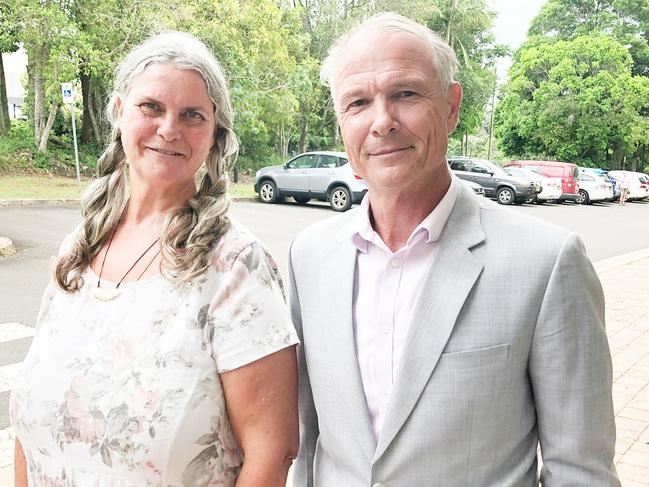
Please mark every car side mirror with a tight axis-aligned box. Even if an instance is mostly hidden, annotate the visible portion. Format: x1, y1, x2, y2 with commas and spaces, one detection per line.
487, 171, 494, 176
283, 163, 289, 169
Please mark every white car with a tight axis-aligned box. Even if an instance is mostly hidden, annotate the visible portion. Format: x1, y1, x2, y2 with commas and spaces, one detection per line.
505, 167, 562, 202
576, 172, 614, 204
608, 171, 649, 201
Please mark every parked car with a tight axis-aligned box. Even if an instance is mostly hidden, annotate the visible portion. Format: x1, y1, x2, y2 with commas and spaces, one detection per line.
505, 160, 580, 202
503, 166, 564, 203
503, 166, 542, 200
608, 171, 649, 201
580, 167, 619, 201
254, 151, 368, 212
447, 157, 533, 205
461, 179, 486, 197
576, 172, 614, 204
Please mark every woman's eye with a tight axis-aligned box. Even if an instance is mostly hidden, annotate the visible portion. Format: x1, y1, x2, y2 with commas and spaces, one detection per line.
139, 102, 161, 114
184, 111, 205, 121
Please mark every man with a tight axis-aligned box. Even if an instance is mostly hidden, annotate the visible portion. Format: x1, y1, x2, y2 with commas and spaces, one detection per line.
288, 12, 619, 487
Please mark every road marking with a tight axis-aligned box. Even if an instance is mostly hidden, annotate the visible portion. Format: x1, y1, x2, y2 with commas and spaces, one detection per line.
0, 363, 22, 395
0, 323, 34, 342
0, 426, 14, 470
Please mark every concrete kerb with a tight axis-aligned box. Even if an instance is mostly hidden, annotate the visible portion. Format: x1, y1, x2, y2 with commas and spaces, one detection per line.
0, 196, 259, 209
594, 248, 649, 273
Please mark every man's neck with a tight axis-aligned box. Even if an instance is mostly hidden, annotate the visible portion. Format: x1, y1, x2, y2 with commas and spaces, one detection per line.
368, 174, 452, 252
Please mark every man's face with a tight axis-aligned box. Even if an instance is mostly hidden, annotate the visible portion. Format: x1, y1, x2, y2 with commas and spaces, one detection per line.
332, 30, 462, 196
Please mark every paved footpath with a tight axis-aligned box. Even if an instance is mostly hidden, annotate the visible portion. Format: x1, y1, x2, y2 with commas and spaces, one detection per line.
2, 253, 649, 486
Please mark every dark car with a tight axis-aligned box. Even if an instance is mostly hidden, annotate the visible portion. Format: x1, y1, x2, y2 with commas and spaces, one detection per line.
448, 157, 533, 205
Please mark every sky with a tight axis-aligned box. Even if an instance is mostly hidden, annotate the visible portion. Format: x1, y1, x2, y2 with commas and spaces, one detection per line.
487, 0, 549, 81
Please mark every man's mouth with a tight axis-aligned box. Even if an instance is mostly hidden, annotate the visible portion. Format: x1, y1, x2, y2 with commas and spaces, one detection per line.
369, 146, 410, 156
148, 147, 184, 157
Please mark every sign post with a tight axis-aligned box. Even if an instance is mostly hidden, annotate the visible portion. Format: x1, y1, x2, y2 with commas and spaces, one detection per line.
61, 82, 81, 190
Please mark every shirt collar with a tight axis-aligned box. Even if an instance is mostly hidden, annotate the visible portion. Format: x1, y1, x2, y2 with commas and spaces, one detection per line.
350, 176, 461, 253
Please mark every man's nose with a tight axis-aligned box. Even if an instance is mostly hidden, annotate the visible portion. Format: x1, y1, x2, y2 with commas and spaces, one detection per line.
157, 114, 182, 141
370, 100, 399, 136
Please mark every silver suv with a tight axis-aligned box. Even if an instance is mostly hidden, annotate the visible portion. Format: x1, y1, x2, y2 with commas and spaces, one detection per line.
254, 151, 368, 211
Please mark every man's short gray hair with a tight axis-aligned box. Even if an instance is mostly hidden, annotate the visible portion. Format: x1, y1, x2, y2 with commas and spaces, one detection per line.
320, 12, 459, 95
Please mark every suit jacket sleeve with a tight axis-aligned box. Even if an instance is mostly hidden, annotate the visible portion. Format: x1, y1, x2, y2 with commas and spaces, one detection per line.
289, 238, 318, 487
529, 233, 619, 486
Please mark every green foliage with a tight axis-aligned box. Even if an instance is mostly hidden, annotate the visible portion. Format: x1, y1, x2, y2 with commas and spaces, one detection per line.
529, 0, 649, 77
425, 0, 506, 139
3, 0, 513, 169
495, 34, 648, 167
0, 120, 100, 173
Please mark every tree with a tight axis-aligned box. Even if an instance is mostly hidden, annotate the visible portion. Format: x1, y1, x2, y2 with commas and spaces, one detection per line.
0, 1, 20, 135
494, 35, 649, 168
12, 0, 79, 151
529, 0, 649, 77
425, 0, 506, 152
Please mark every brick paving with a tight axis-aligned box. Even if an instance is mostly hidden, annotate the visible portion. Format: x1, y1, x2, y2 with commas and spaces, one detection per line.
599, 255, 649, 486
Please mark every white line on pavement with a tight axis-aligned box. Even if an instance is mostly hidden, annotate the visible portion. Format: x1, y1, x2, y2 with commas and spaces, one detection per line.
0, 323, 34, 343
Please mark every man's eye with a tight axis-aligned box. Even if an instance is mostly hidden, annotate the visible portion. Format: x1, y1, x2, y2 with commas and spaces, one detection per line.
349, 99, 367, 108
397, 91, 417, 98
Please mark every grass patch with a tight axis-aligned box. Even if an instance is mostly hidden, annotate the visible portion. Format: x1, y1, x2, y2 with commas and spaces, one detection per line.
0, 175, 90, 199
229, 182, 256, 198
0, 175, 256, 200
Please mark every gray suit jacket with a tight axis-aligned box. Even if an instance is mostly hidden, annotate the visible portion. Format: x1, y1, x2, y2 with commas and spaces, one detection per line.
288, 185, 619, 487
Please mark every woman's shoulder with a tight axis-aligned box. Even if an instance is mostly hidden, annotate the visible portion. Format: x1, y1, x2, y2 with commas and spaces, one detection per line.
209, 220, 272, 274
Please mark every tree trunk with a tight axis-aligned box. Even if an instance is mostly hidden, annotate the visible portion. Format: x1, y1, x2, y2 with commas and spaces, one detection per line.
0, 54, 10, 135
298, 108, 308, 154
89, 81, 103, 145
33, 62, 44, 142
37, 102, 58, 152
80, 72, 94, 143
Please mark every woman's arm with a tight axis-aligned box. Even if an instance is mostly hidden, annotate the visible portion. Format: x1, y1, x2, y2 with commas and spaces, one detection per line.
15, 439, 28, 487
221, 346, 298, 487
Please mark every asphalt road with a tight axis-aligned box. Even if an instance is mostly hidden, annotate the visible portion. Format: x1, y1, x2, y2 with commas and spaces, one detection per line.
2, 197, 649, 326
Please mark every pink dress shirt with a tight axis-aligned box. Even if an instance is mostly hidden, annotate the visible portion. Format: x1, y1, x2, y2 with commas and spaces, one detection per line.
350, 176, 460, 441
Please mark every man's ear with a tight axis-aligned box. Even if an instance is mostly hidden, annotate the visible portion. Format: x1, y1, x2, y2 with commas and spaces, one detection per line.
446, 83, 463, 135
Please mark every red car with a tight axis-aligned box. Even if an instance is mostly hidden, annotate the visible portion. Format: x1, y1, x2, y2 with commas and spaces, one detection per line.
505, 160, 580, 202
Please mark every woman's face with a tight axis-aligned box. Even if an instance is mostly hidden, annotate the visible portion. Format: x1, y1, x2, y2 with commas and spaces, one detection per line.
116, 63, 216, 196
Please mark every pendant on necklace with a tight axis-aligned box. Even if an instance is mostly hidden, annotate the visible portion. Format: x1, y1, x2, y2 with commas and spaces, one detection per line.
91, 285, 123, 301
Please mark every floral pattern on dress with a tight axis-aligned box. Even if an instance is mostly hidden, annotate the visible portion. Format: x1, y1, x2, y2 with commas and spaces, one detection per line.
10, 222, 298, 487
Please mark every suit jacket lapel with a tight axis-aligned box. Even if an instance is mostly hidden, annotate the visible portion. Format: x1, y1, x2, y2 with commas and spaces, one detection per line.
373, 186, 486, 461
318, 214, 376, 459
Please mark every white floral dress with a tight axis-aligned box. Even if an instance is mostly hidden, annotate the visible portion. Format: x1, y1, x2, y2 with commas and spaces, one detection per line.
10, 222, 299, 487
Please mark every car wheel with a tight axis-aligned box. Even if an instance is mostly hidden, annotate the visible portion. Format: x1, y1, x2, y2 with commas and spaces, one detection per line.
576, 189, 589, 205
258, 180, 278, 204
329, 185, 352, 212
294, 197, 310, 205
496, 187, 515, 205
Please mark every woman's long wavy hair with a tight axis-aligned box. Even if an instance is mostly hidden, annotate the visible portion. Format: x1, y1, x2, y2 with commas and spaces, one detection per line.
54, 31, 239, 292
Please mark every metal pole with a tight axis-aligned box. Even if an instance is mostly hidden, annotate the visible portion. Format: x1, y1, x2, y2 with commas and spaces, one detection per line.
487, 65, 497, 161
70, 104, 81, 191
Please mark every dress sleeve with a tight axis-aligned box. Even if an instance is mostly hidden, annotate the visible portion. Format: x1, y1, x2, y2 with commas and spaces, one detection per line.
209, 240, 299, 373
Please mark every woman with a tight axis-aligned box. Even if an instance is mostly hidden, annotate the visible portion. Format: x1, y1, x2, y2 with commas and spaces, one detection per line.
10, 32, 299, 486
